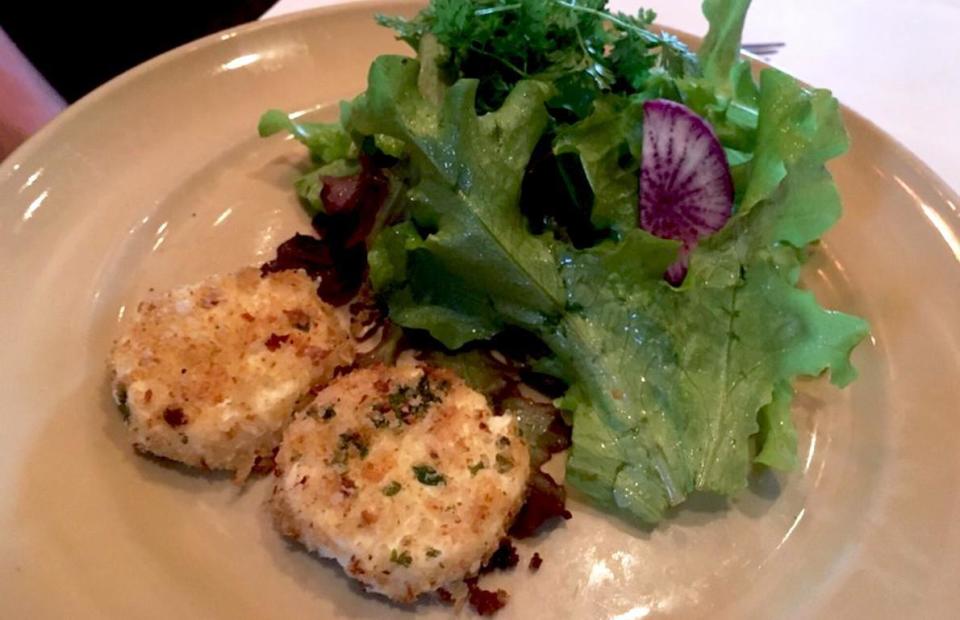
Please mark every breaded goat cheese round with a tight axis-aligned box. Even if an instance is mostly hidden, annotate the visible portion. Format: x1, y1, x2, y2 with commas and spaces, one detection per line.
109, 267, 355, 479
270, 363, 531, 603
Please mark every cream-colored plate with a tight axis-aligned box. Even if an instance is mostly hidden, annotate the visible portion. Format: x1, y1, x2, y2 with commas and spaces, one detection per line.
1, 2, 959, 618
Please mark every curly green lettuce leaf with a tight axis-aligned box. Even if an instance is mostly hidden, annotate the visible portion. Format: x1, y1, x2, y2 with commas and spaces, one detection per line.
698, 0, 753, 93
352, 55, 565, 344
755, 380, 798, 471
740, 69, 848, 216
369, 221, 502, 348
258, 109, 354, 164
690, 68, 850, 289
554, 96, 644, 234
654, 0, 758, 168
554, 244, 866, 519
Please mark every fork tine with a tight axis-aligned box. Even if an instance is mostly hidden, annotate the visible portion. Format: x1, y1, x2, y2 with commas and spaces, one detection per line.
742, 42, 785, 57
742, 42, 786, 50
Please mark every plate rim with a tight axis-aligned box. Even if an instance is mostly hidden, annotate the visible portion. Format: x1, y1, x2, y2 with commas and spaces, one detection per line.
1, 3, 959, 617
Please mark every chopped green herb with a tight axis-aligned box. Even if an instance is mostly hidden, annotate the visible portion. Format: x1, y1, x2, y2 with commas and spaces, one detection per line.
390, 548, 413, 567
426, 547, 442, 558
416, 374, 441, 402
382, 480, 402, 496
352, 435, 369, 457
334, 432, 369, 464
388, 385, 411, 410
386, 375, 447, 424
412, 464, 446, 486
495, 453, 514, 473
468, 461, 486, 476
369, 408, 390, 428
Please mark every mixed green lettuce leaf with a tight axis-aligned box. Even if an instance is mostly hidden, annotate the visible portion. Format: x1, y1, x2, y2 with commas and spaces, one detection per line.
261, 0, 868, 525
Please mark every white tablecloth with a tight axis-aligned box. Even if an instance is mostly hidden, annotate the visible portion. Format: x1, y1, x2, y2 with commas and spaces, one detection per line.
265, 0, 960, 192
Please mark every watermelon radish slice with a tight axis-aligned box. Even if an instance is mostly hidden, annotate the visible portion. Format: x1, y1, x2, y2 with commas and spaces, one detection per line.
639, 99, 734, 284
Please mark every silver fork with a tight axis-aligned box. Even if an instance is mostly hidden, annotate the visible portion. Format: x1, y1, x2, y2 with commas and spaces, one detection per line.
741, 41, 785, 59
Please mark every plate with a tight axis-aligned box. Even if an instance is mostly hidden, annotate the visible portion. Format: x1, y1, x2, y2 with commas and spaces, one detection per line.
2, 2, 959, 617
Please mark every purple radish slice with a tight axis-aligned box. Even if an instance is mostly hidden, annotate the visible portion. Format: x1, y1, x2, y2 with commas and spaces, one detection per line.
639, 99, 734, 284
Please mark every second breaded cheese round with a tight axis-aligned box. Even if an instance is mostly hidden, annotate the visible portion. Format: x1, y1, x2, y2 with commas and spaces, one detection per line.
270, 363, 530, 603
109, 267, 355, 479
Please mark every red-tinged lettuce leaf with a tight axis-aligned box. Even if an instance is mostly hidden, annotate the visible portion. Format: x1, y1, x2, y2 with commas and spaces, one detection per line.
479, 538, 520, 574
261, 234, 366, 306
501, 395, 571, 469
262, 159, 392, 305
311, 158, 391, 250
508, 471, 572, 538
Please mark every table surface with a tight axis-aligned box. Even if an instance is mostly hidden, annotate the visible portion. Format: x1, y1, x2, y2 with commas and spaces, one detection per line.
265, 0, 960, 196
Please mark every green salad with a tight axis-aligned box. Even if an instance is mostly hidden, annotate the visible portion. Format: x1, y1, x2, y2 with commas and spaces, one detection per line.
259, 0, 869, 525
